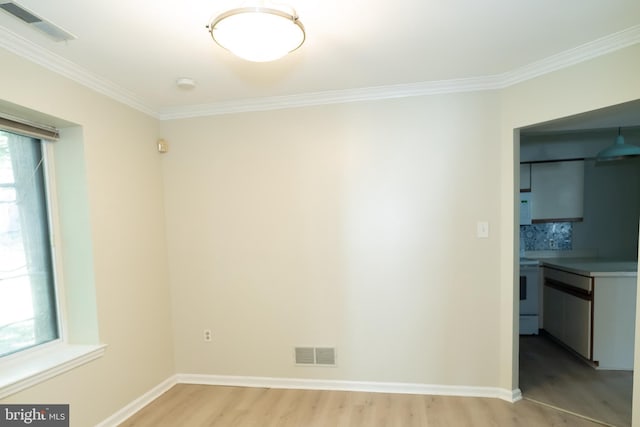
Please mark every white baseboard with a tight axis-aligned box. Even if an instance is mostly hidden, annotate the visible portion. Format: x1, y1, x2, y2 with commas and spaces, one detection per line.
94, 375, 177, 427
96, 374, 522, 426
177, 373, 522, 403
505, 387, 523, 402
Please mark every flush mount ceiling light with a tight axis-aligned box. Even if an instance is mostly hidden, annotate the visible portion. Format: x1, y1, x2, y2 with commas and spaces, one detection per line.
207, 5, 305, 62
596, 127, 640, 162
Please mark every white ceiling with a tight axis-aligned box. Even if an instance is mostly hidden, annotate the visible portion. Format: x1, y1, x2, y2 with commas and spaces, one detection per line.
522, 99, 640, 134
1, 0, 640, 119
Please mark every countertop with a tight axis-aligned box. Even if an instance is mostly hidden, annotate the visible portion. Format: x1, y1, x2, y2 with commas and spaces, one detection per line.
540, 258, 638, 278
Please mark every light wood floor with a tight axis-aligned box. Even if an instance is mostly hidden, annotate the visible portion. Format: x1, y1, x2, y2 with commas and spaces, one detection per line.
120, 383, 603, 426
519, 335, 633, 427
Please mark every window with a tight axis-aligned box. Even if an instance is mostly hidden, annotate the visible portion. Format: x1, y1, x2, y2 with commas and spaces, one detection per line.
0, 110, 104, 399
0, 130, 59, 357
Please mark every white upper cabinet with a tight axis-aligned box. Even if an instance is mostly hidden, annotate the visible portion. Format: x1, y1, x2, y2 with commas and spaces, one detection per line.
519, 164, 531, 192
530, 160, 584, 222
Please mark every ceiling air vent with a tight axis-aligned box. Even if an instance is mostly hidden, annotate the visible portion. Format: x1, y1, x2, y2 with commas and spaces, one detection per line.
0, 1, 76, 42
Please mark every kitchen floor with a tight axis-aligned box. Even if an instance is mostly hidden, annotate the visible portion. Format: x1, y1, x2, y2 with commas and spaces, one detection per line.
519, 335, 632, 427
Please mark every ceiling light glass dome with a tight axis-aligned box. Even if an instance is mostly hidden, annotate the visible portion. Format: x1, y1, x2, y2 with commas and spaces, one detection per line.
208, 6, 305, 62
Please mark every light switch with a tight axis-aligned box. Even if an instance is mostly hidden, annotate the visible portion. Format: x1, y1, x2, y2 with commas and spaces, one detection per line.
477, 221, 489, 238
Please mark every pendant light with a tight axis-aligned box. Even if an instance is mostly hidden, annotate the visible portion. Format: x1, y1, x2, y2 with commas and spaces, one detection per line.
207, 4, 305, 62
596, 127, 640, 162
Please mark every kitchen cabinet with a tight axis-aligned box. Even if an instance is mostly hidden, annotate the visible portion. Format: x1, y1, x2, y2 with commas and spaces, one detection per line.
542, 285, 563, 339
593, 277, 637, 370
519, 164, 531, 192
542, 260, 637, 369
542, 268, 591, 359
530, 160, 584, 222
562, 292, 591, 358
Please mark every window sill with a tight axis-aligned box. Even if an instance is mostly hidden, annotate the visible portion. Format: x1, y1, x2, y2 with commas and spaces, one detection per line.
0, 343, 107, 399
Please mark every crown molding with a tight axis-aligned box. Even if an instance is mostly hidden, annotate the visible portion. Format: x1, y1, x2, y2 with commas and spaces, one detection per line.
157, 24, 640, 120
498, 24, 640, 87
156, 75, 504, 120
1, 23, 639, 120
0, 26, 156, 117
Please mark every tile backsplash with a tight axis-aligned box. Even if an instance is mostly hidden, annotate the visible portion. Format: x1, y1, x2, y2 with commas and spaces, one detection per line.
520, 222, 573, 252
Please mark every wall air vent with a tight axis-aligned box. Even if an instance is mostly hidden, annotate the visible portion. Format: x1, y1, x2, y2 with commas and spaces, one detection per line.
294, 346, 336, 366
0, 1, 76, 42
294, 347, 315, 365
314, 347, 336, 365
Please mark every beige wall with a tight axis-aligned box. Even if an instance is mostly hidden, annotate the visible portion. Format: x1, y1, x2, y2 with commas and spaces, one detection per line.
161, 43, 640, 396
160, 93, 503, 385
0, 49, 175, 426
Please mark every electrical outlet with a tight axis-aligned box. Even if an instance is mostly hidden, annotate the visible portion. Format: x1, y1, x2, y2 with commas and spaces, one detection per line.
203, 329, 212, 342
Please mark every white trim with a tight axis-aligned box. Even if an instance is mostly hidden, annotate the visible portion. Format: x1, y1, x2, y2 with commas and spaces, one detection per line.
95, 376, 177, 427
505, 387, 523, 403
499, 25, 640, 87
0, 26, 156, 117
155, 75, 504, 120
1, 20, 638, 119
154, 24, 640, 119
0, 343, 106, 399
96, 374, 521, 425
176, 374, 521, 403
156, 24, 640, 119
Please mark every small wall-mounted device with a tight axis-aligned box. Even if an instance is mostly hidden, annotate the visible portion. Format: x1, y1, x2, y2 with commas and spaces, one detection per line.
157, 139, 169, 153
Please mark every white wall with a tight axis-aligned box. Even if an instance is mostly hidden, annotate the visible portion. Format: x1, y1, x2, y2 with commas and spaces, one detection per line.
160, 93, 503, 387
0, 48, 175, 426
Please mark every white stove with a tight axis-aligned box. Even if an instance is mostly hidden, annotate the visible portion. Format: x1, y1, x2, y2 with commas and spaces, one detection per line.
519, 259, 540, 335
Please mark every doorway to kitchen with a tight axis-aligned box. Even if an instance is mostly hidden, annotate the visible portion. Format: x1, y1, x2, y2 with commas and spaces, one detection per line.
515, 100, 640, 427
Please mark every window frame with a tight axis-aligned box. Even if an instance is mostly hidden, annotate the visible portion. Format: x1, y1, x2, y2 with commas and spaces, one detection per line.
0, 135, 62, 358
0, 126, 105, 399
43, 138, 67, 347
